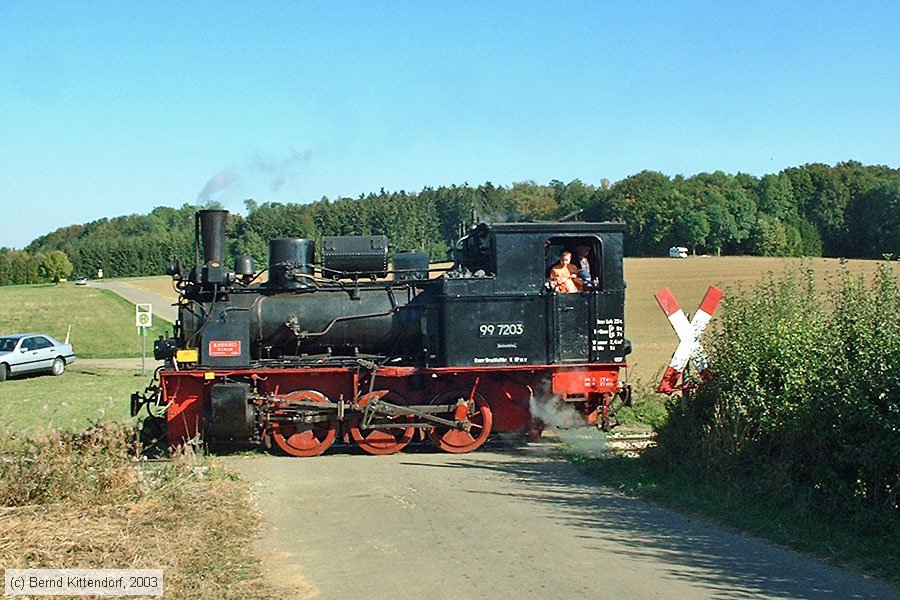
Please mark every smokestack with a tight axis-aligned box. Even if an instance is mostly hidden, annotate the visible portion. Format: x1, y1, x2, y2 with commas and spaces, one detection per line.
198, 209, 228, 265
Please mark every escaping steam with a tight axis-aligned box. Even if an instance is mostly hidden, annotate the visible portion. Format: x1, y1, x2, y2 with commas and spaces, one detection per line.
529, 394, 584, 430
529, 392, 608, 458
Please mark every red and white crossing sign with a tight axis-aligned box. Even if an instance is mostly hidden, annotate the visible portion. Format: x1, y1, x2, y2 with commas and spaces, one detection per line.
655, 286, 723, 394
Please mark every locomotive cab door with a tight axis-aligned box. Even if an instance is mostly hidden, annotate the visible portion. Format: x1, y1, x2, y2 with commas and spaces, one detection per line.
554, 292, 591, 362
545, 236, 601, 364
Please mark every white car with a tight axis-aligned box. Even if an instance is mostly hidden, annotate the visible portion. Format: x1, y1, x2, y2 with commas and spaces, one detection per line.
0, 334, 77, 381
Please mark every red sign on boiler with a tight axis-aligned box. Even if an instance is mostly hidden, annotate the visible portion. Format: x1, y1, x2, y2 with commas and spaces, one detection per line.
208, 340, 242, 357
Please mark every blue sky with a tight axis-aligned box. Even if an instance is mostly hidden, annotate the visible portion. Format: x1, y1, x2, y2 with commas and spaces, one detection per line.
1, 1, 898, 249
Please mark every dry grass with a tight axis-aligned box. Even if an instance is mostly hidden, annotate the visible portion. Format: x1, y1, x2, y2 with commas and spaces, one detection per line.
0, 487, 292, 600
0, 424, 300, 600
0, 483, 277, 600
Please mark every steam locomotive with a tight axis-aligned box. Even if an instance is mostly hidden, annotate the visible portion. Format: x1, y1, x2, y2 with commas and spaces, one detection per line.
131, 210, 632, 456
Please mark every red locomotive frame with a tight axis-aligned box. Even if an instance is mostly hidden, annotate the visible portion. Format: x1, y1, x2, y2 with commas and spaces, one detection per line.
157, 363, 628, 456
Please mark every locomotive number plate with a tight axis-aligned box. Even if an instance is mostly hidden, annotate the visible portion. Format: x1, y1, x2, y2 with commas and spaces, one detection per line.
478, 322, 524, 337
208, 340, 242, 357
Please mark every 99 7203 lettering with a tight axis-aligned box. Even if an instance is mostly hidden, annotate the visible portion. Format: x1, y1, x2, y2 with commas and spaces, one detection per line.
478, 323, 524, 337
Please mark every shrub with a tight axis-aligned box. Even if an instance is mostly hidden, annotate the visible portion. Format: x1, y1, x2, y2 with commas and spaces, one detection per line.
658, 263, 900, 517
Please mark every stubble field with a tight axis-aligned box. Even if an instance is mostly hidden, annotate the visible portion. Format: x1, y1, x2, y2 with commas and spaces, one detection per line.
623, 255, 895, 384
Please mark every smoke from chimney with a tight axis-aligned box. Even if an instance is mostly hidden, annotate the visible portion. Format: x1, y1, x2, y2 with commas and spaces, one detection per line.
197, 169, 237, 205
196, 148, 313, 205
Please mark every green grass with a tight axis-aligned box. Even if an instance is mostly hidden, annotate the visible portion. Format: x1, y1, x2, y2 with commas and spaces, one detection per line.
0, 282, 165, 433
567, 451, 900, 585
0, 364, 144, 434
0, 282, 171, 358
613, 381, 669, 429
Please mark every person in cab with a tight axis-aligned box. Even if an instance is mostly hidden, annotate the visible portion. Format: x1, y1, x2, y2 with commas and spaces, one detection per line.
548, 250, 583, 293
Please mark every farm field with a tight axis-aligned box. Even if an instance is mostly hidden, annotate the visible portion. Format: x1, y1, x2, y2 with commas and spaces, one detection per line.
623, 255, 896, 385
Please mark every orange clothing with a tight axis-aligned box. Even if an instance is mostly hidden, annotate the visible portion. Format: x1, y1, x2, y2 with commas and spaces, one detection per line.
549, 263, 582, 293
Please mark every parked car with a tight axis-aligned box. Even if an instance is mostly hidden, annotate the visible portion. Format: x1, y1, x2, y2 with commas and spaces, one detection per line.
75, 277, 88, 285
0, 334, 76, 381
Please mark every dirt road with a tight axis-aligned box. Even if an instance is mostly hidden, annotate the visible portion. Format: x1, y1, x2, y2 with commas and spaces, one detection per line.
226, 439, 897, 600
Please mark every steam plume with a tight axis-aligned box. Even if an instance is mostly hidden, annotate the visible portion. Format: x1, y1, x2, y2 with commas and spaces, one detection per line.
529, 395, 584, 430
196, 148, 313, 204
529, 393, 608, 457
197, 169, 237, 204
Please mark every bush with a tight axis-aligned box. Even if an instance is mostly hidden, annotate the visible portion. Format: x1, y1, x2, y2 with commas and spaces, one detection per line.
658, 263, 900, 518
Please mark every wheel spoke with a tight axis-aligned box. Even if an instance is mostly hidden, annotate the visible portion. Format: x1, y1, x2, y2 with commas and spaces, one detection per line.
440, 429, 476, 449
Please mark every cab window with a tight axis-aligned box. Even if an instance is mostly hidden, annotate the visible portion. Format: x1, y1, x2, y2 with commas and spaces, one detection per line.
544, 236, 601, 290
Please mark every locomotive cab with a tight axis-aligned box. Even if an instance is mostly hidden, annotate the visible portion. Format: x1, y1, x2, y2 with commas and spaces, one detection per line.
436, 221, 629, 367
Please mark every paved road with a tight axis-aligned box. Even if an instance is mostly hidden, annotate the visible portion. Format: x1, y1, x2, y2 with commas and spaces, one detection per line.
226, 439, 898, 600
90, 279, 178, 324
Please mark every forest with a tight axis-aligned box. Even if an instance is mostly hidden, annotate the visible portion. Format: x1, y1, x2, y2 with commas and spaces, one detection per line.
2, 160, 898, 284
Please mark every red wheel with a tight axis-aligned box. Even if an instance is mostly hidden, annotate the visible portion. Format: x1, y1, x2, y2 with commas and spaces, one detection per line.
427, 389, 493, 453
270, 390, 337, 457
347, 391, 415, 456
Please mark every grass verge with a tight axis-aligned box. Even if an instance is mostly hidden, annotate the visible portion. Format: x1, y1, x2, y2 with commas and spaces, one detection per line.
567, 450, 900, 586
0, 364, 144, 434
613, 380, 668, 429
0, 423, 291, 600
0, 282, 170, 358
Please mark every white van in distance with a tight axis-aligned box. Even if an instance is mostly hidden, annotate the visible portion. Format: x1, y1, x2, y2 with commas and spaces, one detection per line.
668, 246, 688, 259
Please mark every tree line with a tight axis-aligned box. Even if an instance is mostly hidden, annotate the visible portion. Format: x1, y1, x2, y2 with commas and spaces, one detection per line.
0, 249, 73, 285
3, 160, 897, 285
